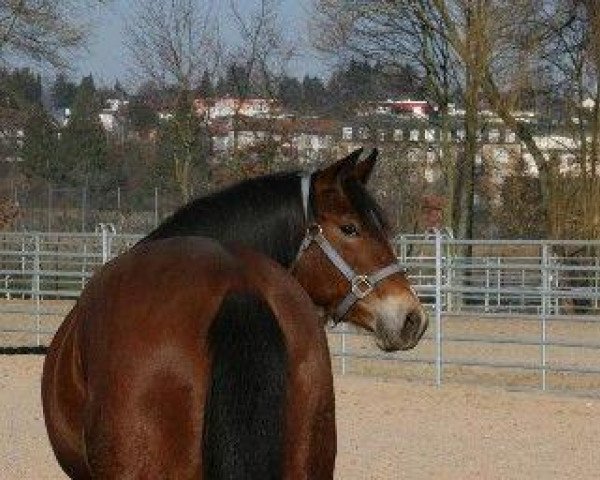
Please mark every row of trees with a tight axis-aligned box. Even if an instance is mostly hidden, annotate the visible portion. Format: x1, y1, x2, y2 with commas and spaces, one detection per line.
20, 74, 213, 206
43, 60, 423, 122
23, 76, 110, 188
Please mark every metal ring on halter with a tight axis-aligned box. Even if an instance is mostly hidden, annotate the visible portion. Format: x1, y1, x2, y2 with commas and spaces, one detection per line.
351, 275, 373, 299
306, 223, 322, 238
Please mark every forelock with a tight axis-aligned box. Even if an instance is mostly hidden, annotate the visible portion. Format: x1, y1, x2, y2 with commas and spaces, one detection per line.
341, 176, 389, 236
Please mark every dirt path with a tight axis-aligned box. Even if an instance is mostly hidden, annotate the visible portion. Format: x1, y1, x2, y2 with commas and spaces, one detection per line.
2, 356, 599, 479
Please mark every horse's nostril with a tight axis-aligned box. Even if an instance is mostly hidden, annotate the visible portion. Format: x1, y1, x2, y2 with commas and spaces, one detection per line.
402, 310, 423, 341
406, 312, 417, 329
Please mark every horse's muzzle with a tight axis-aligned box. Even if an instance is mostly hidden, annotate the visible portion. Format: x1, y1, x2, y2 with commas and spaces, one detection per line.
375, 307, 428, 352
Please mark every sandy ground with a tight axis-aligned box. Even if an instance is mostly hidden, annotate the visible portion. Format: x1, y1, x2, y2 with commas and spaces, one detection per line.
2, 356, 600, 479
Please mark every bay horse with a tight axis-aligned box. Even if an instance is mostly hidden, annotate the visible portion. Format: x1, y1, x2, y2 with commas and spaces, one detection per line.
42, 148, 428, 478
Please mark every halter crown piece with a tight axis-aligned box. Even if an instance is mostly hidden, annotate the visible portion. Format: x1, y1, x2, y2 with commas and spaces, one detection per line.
294, 172, 405, 324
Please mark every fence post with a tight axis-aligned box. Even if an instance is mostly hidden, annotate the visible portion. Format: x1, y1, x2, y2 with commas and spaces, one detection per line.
101, 226, 108, 264
594, 257, 600, 310
484, 258, 490, 312
154, 187, 159, 227
553, 255, 559, 315
398, 235, 407, 263
445, 242, 452, 312
497, 257, 501, 308
81, 243, 87, 290
33, 235, 41, 347
21, 237, 26, 299
435, 229, 443, 386
521, 268, 526, 309
98, 223, 116, 264
541, 243, 549, 391
341, 323, 347, 375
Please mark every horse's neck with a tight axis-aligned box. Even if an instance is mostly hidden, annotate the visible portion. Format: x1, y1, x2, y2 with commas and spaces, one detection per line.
145, 176, 305, 267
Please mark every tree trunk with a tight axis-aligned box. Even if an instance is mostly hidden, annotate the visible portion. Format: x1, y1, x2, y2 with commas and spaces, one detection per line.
454, 68, 477, 244
482, 74, 553, 236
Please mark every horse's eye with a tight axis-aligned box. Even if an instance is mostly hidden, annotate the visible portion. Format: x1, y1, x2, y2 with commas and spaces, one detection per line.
340, 224, 359, 237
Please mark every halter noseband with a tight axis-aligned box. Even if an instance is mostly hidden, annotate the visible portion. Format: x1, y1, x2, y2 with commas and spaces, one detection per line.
293, 173, 405, 324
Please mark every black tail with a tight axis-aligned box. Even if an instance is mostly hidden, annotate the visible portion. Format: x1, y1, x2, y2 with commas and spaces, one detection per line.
203, 290, 288, 480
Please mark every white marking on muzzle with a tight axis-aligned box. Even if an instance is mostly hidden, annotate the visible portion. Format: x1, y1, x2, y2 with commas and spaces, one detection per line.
369, 295, 413, 333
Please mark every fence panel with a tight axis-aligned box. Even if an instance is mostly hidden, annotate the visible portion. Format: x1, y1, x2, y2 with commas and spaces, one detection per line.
330, 233, 600, 396
2, 229, 600, 395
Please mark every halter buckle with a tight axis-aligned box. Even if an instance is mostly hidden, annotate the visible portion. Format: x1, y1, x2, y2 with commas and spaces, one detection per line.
306, 223, 323, 238
351, 275, 373, 299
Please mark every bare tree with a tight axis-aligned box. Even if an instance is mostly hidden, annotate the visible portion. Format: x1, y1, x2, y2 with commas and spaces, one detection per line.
311, 0, 599, 238
479, 0, 600, 238
311, 0, 483, 240
229, 0, 294, 96
126, 0, 219, 90
226, 0, 296, 160
0, 0, 107, 68
125, 0, 220, 201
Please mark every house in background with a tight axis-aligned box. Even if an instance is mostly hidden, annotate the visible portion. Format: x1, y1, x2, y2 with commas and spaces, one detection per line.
52, 98, 129, 138
210, 115, 338, 163
194, 97, 279, 120
357, 99, 435, 118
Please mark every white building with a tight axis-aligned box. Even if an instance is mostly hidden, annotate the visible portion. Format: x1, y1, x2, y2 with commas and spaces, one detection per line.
194, 97, 277, 119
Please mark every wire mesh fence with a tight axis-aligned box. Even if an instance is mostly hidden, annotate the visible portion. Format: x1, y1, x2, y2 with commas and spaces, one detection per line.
3, 181, 182, 233
1, 228, 600, 395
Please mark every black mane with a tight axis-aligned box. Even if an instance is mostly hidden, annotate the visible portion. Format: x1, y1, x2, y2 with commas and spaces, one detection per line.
142, 167, 387, 266
142, 171, 306, 267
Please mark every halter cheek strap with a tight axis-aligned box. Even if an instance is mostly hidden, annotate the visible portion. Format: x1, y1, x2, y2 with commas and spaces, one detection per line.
294, 172, 405, 324
300, 172, 313, 222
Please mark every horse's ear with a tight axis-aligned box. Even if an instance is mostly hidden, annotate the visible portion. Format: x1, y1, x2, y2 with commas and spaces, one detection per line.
318, 148, 363, 184
353, 148, 378, 184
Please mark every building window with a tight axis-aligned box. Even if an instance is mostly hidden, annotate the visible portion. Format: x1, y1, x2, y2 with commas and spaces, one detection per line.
342, 127, 353, 140
409, 129, 420, 142
393, 129, 403, 141
379, 131, 385, 142
424, 129, 435, 142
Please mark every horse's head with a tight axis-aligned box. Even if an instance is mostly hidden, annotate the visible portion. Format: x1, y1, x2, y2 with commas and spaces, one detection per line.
293, 148, 428, 351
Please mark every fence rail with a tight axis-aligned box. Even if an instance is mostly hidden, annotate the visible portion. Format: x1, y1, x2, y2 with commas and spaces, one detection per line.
2, 228, 600, 395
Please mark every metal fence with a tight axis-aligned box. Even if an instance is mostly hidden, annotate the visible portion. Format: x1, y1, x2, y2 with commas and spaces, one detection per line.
333, 232, 600, 396
2, 228, 600, 396
0, 226, 140, 346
